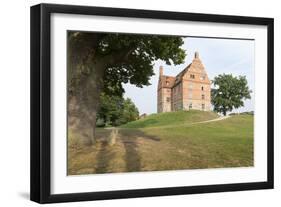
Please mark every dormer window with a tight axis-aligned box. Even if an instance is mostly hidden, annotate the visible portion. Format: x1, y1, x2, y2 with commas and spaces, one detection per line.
166, 81, 169, 85
190, 74, 195, 79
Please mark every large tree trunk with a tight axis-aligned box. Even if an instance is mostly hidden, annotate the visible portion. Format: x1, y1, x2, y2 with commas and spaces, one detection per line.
68, 61, 105, 146
68, 100, 100, 145
67, 32, 106, 145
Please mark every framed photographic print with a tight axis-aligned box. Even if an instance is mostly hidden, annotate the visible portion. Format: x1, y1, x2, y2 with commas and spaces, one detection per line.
30, 3, 274, 203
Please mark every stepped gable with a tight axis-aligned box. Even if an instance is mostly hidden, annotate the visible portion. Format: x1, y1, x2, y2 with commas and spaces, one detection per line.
157, 51, 211, 113
174, 52, 206, 85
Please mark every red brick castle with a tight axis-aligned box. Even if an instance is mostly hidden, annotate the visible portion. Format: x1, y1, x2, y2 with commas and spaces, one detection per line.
157, 52, 211, 113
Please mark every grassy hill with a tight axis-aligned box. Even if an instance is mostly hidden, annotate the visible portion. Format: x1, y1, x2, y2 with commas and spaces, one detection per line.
121, 110, 219, 128
139, 114, 254, 170
68, 112, 254, 175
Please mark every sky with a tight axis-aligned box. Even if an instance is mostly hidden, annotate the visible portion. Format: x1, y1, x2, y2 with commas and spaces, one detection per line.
123, 37, 255, 115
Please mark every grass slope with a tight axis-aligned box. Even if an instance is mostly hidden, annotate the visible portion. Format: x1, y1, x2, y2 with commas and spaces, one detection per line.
68, 112, 254, 175
121, 110, 219, 128
141, 115, 254, 169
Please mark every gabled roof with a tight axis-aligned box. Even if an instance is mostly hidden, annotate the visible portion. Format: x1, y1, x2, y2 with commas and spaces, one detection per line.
174, 63, 192, 85
158, 52, 208, 89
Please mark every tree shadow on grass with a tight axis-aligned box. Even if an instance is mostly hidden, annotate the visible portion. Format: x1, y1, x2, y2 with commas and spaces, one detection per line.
93, 128, 160, 173
95, 131, 116, 173
119, 129, 160, 172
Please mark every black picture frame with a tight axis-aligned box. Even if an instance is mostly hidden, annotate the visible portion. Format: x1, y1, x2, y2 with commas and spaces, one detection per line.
30, 3, 274, 204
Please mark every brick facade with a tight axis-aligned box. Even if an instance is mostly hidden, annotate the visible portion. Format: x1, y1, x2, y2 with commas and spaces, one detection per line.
157, 52, 211, 113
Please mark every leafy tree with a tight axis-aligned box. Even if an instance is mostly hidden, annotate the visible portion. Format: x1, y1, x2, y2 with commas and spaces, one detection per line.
96, 93, 124, 127
67, 32, 185, 144
211, 74, 252, 116
119, 98, 139, 125
96, 94, 139, 127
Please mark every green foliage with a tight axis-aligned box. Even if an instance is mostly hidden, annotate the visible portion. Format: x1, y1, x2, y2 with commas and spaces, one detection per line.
68, 32, 186, 97
97, 93, 139, 127
119, 98, 140, 125
211, 74, 252, 115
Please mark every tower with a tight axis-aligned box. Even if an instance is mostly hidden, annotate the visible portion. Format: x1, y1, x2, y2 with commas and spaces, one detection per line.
157, 66, 174, 113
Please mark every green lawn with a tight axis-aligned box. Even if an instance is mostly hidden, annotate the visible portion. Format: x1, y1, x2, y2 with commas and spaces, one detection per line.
68, 111, 254, 175
140, 115, 253, 169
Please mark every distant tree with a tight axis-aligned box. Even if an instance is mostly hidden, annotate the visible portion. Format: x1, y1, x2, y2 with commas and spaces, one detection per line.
120, 98, 139, 124
211, 74, 252, 116
68, 32, 186, 144
97, 94, 139, 127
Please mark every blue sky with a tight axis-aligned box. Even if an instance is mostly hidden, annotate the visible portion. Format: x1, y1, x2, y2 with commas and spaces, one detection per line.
123, 37, 255, 115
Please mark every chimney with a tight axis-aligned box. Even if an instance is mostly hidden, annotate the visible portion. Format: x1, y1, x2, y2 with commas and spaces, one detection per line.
195, 51, 199, 59
159, 66, 163, 76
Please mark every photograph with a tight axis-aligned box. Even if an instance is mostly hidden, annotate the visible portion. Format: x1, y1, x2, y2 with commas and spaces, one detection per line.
29, 3, 273, 203
67, 31, 254, 175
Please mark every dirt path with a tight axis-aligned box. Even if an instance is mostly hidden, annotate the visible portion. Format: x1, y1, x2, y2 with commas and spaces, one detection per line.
189, 115, 230, 125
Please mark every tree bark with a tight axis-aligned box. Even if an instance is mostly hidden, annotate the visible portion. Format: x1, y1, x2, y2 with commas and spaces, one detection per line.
68, 60, 106, 145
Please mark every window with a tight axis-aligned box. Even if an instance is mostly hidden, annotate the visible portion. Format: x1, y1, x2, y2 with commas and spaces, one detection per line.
189, 103, 192, 109
202, 104, 205, 110
201, 86, 204, 91
202, 94, 205, 100
190, 74, 195, 79
166, 81, 169, 86
166, 97, 170, 102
